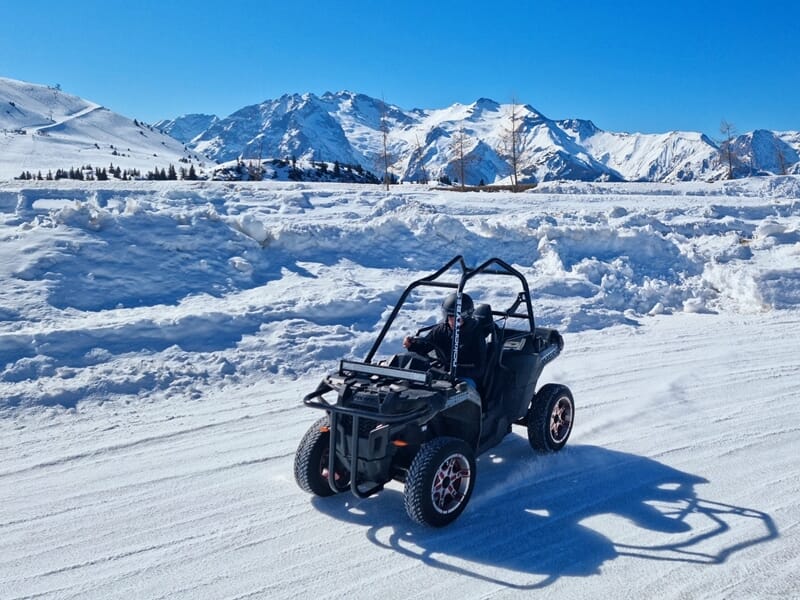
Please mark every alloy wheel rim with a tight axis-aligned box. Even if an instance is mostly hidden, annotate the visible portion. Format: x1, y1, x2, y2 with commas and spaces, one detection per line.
431, 453, 471, 514
550, 397, 573, 443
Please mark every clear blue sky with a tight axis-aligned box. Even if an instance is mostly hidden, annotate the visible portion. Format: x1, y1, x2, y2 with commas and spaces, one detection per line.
2, 0, 798, 138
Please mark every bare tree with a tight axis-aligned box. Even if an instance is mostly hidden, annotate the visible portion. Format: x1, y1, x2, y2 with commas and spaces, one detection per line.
450, 127, 477, 190
774, 138, 788, 175
498, 99, 524, 190
378, 99, 398, 190
412, 134, 429, 184
246, 137, 265, 181
719, 120, 737, 180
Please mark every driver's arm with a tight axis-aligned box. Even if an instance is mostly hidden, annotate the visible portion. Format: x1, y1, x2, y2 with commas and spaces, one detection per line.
405, 324, 447, 357
405, 335, 433, 355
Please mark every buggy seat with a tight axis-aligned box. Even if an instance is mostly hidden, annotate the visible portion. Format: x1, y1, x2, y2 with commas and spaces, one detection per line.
473, 303, 502, 400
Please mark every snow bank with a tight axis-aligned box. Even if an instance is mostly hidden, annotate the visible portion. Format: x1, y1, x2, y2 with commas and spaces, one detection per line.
1, 178, 799, 410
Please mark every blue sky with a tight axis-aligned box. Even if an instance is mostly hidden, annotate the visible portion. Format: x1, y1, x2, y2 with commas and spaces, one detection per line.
2, 1, 797, 138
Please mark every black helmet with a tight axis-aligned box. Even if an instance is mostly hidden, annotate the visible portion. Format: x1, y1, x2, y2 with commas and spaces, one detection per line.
441, 292, 474, 319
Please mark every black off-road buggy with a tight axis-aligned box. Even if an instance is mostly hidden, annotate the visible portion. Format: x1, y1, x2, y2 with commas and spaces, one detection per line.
294, 256, 574, 527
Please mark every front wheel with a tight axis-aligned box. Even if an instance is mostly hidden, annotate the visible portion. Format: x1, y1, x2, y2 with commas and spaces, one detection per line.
404, 437, 476, 527
527, 384, 574, 453
294, 416, 350, 496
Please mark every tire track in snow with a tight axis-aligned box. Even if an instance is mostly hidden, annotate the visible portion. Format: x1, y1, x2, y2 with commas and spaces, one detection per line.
1, 314, 798, 599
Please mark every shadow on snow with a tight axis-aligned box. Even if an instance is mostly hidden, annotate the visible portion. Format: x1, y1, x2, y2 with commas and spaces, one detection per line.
312, 441, 778, 589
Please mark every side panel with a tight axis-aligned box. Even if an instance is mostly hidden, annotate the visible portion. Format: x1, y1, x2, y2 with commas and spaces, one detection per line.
431, 393, 482, 450
501, 350, 542, 419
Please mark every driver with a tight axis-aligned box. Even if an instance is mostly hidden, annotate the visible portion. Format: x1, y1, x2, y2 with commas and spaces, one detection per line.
403, 292, 487, 392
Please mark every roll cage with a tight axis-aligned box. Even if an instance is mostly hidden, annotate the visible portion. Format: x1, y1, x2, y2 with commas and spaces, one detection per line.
354, 255, 536, 384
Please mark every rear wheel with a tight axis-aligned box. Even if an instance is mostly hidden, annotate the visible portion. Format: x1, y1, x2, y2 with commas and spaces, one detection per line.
294, 416, 349, 496
527, 384, 574, 452
404, 437, 476, 527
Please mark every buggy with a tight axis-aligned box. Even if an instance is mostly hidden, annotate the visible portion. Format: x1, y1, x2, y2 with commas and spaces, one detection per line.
294, 256, 574, 527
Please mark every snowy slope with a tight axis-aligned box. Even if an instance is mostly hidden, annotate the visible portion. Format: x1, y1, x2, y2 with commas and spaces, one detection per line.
0, 77, 208, 180
0, 177, 799, 599
575, 128, 720, 181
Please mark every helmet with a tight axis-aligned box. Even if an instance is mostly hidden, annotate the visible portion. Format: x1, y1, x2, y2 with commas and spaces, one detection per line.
441, 292, 474, 319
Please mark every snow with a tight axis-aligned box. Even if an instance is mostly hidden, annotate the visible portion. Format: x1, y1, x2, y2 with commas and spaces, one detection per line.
0, 77, 208, 181
1, 177, 799, 599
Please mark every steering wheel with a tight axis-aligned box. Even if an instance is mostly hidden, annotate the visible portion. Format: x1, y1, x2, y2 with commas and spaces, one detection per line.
408, 336, 450, 370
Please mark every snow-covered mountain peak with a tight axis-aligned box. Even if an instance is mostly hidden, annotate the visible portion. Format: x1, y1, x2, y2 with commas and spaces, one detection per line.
471, 97, 501, 113
558, 118, 601, 141
167, 90, 797, 184
153, 113, 219, 144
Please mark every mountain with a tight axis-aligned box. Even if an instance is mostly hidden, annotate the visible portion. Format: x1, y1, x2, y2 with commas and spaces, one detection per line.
161, 91, 800, 184
153, 113, 219, 145
0, 77, 208, 180
729, 129, 800, 176
3, 76, 798, 184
